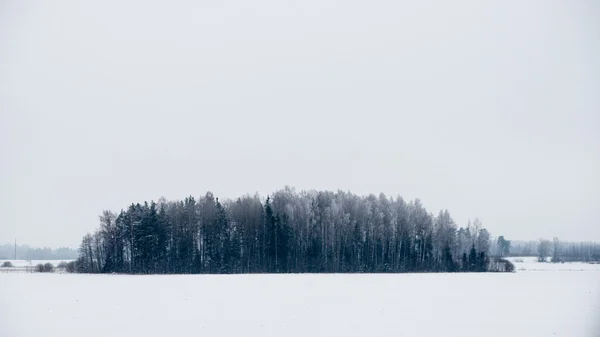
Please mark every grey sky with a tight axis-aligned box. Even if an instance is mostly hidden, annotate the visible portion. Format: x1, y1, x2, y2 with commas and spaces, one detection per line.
1, 1, 598, 248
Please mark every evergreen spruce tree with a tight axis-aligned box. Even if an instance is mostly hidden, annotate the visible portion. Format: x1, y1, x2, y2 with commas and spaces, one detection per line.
468, 245, 477, 272
477, 251, 487, 272
442, 245, 455, 272
461, 252, 468, 272
264, 197, 276, 272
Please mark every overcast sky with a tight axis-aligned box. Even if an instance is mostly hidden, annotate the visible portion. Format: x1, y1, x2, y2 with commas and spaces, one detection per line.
1, 0, 598, 248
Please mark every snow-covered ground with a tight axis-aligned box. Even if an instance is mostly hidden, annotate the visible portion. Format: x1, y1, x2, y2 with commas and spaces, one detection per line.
1, 258, 599, 337
507, 256, 600, 272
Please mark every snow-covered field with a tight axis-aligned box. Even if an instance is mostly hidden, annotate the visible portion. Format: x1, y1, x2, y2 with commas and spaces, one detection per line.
507, 256, 600, 272
1, 258, 599, 337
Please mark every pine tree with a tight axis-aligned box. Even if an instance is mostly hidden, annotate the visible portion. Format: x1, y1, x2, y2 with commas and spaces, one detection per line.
497, 236, 511, 257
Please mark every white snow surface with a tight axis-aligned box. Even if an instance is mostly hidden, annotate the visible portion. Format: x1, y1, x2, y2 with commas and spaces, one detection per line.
1, 258, 599, 337
507, 256, 600, 272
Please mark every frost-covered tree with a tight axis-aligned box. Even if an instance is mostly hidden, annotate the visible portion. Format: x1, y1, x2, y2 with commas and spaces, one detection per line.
476, 228, 490, 255
538, 239, 551, 262
551, 237, 561, 263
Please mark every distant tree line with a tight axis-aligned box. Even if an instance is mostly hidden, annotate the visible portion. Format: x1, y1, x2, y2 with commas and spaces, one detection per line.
494, 239, 599, 263
0, 244, 78, 260
75, 187, 503, 274
537, 238, 599, 263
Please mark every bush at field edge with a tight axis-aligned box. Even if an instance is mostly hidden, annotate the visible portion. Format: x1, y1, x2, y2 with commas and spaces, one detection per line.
35, 263, 55, 273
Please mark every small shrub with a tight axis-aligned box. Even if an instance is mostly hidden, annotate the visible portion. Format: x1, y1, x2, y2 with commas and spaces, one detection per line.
66, 261, 77, 273
514, 258, 524, 263
74, 257, 85, 273
35, 263, 55, 273
488, 258, 515, 272
1, 261, 13, 268
500, 258, 515, 272
57, 261, 68, 269
44, 263, 55, 272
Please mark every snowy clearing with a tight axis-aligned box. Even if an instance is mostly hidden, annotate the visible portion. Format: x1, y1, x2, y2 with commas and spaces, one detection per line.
1, 258, 599, 337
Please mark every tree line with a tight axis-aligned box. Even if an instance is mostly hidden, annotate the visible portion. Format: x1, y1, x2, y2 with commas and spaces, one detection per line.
0, 244, 77, 260
536, 238, 599, 263
494, 239, 599, 263
75, 187, 505, 274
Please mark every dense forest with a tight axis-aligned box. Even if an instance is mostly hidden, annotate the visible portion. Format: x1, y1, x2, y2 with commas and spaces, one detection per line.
75, 187, 507, 274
